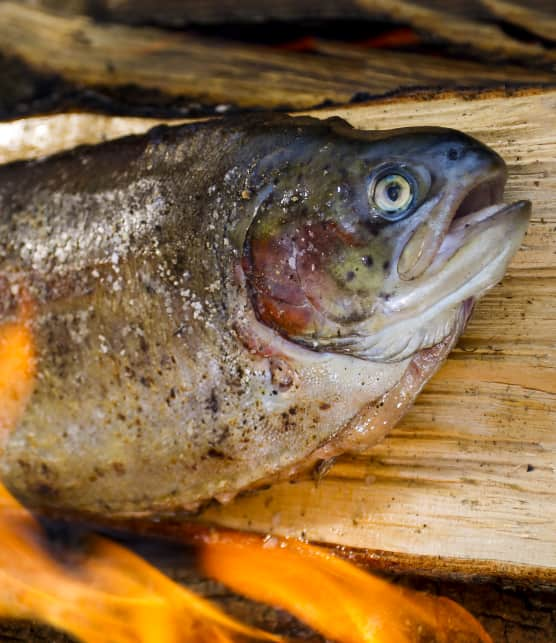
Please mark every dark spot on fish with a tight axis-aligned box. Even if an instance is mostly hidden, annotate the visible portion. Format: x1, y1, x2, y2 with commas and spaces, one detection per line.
383, 260, 390, 271
527, 464, 535, 472
206, 389, 219, 414
363, 220, 383, 236
346, 270, 355, 282
112, 462, 126, 476
139, 336, 149, 353
139, 376, 153, 388
289, 406, 298, 415
17, 459, 31, 474
173, 323, 186, 337
362, 255, 373, 267
213, 425, 230, 445
270, 358, 293, 391
207, 448, 226, 459
319, 402, 331, 410
33, 483, 59, 498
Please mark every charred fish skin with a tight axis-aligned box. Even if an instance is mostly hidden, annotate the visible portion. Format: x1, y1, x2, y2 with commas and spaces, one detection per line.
0, 114, 530, 519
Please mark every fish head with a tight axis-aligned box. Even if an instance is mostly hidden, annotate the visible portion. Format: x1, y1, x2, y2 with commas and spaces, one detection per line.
242, 120, 531, 362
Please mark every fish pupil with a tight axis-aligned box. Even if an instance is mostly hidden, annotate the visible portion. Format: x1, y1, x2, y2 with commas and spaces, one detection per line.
386, 183, 401, 202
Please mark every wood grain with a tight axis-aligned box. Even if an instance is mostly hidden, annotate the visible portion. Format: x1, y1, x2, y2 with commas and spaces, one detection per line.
0, 88, 555, 579
480, 0, 556, 43
0, 2, 554, 116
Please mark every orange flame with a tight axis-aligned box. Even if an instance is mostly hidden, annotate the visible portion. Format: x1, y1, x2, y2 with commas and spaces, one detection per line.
0, 485, 278, 643
200, 533, 492, 643
0, 297, 36, 440
0, 482, 493, 643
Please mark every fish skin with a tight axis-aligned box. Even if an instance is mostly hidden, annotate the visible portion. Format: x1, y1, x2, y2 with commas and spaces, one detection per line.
0, 114, 530, 520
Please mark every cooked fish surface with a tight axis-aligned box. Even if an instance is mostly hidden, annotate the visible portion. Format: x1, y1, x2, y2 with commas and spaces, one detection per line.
0, 114, 530, 519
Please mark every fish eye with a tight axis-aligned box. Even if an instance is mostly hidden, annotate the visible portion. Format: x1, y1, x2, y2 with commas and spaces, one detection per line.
370, 170, 416, 221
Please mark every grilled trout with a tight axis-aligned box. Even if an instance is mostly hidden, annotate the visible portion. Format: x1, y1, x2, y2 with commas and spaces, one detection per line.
0, 114, 530, 519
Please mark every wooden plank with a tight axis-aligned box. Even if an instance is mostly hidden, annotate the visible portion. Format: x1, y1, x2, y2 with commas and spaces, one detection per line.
0, 88, 555, 579
0, 2, 554, 117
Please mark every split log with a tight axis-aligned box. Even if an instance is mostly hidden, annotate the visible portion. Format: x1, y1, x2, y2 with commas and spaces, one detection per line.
29, 0, 556, 62
1, 87, 555, 586
0, 2, 554, 119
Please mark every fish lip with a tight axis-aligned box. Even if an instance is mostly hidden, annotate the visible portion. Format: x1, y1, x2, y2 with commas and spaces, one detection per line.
424, 161, 530, 271
437, 198, 532, 265
386, 197, 530, 316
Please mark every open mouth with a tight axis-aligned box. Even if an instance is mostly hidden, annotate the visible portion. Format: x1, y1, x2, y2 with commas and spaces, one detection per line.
452, 174, 506, 222
435, 169, 530, 267
381, 172, 530, 328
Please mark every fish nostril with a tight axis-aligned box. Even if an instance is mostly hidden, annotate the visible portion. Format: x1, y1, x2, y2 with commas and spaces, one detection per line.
447, 148, 460, 161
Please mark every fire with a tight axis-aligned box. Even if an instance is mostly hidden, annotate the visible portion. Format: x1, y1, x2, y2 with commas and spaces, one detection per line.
0, 298, 36, 440
200, 533, 492, 643
0, 484, 277, 643
0, 482, 491, 643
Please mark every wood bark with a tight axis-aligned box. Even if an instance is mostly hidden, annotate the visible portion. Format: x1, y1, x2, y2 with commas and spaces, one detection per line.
0, 2, 554, 119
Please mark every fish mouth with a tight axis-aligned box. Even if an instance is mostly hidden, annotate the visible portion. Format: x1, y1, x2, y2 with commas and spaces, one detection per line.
384, 176, 531, 326
452, 174, 506, 222
344, 173, 531, 362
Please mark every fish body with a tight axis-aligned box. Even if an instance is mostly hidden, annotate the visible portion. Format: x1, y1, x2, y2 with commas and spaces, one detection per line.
0, 114, 530, 519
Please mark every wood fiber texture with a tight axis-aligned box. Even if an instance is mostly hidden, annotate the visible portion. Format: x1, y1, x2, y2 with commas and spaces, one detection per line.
29, 0, 556, 61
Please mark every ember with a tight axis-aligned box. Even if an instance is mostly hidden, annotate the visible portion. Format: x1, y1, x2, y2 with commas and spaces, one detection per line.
0, 481, 491, 642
